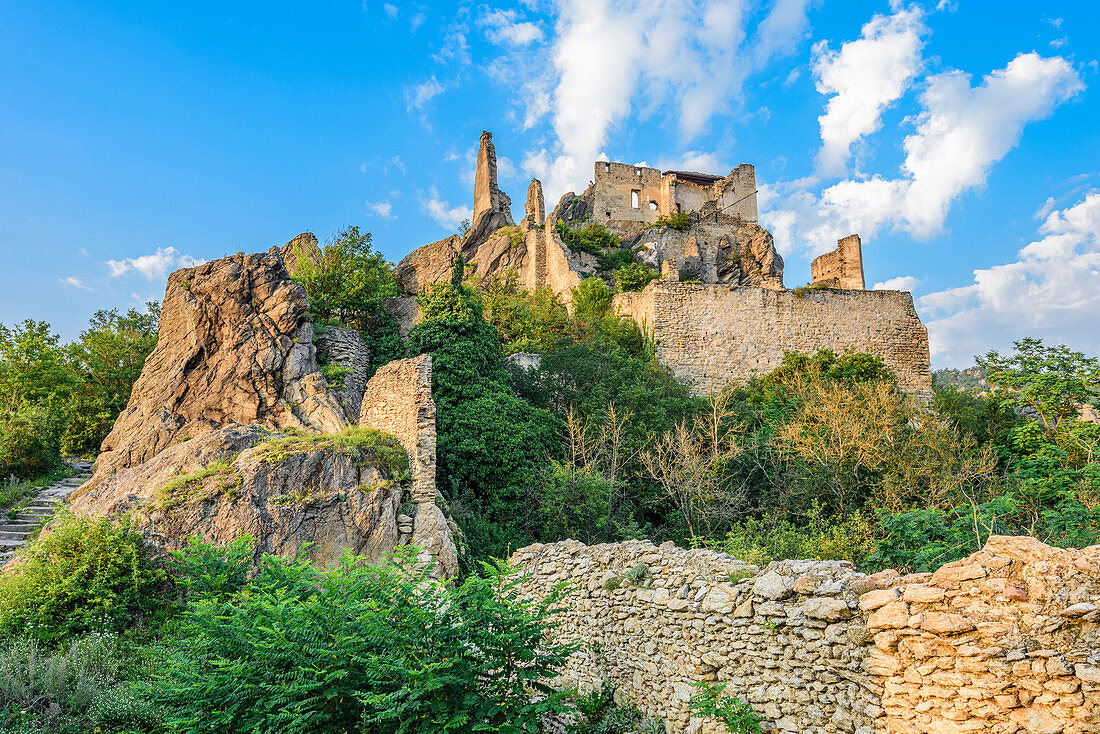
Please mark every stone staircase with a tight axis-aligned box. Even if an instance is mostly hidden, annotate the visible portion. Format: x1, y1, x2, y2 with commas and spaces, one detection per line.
0, 461, 93, 565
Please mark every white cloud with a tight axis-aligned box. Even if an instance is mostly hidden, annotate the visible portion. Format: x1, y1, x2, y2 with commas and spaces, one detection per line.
480, 9, 544, 45
78, 247, 88, 257
404, 76, 445, 112
528, 0, 811, 202
390, 155, 406, 173
366, 200, 395, 219
384, 3, 398, 19
410, 12, 426, 32
919, 192, 1100, 366
420, 186, 473, 230
59, 276, 92, 291
813, 6, 927, 176
872, 275, 922, 292
105, 247, 204, 280
765, 52, 1084, 256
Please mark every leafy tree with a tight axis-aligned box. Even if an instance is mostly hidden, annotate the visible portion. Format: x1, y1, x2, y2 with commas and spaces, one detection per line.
292, 225, 400, 331
475, 271, 572, 355
977, 337, 1100, 432
62, 304, 160, 456
0, 319, 75, 413
409, 262, 559, 560
154, 547, 575, 734
613, 262, 659, 292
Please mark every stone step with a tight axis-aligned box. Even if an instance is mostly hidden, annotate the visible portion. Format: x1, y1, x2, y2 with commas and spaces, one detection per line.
0, 530, 29, 541
10, 513, 49, 523
22, 506, 56, 513
0, 538, 24, 548
0, 524, 36, 533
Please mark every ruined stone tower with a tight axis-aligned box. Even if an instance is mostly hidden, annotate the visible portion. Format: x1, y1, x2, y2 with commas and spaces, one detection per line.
811, 234, 866, 290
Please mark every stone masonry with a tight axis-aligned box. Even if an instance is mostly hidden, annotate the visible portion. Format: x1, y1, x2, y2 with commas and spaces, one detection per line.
314, 326, 371, 422
359, 355, 458, 577
813, 235, 866, 290
613, 280, 932, 395
511, 536, 1100, 734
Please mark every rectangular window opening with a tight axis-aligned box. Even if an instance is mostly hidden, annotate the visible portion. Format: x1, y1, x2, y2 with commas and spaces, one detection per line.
631, 190, 640, 209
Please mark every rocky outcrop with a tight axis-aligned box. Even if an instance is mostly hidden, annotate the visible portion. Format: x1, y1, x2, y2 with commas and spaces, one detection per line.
72, 249, 459, 577
512, 536, 1100, 733
468, 130, 514, 248
91, 251, 347, 489
70, 425, 404, 567
277, 232, 321, 277
394, 228, 527, 295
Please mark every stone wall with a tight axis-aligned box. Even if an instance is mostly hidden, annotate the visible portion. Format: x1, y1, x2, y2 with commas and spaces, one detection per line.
358, 355, 458, 577
612, 281, 932, 395
812, 235, 866, 290
314, 326, 371, 421
511, 537, 1100, 734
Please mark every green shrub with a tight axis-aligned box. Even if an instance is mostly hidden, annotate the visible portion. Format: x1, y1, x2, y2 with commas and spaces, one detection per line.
320, 362, 352, 387
0, 634, 164, 733
570, 681, 655, 734
556, 222, 633, 272
152, 547, 575, 734
714, 505, 878, 569
0, 515, 166, 646
688, 682, 763, 734
653, 212, 691, 231
613, 262, 658, 293
168, 535, 255, 602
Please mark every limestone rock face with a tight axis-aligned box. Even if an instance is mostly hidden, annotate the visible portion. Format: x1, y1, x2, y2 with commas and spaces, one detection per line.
70, 425, 402, 567
394, 228, 526, 296
91, 252, 347, 489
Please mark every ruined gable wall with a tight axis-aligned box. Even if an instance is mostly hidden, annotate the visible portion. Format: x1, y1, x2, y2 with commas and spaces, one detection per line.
812, 235, 866, 290
613, 281, 932, 395
712, 163, 758, 222
592, 162, 664, 225
358, 354, 458, 577
512, 537, 1100, 734
359, 355, 435, 504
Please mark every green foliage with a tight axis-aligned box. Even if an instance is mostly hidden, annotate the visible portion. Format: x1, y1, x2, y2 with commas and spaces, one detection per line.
152, 547, 575, 734
652, 212, 691, 231
0, 466, 71, 514
410, 278, 560, 560
713, 505, 878, 568
571, 277, 614, 320
62, 305, 160, 457
292, 225, 399, 331
0, 403, 66, 479
977, 337, 1100, 432
476, 271, 572, 355
154, 459, 238, 509
613, 262, 658, 293
360, 310, 406, 375
688, 682, 763, 734
168, 535, 255, 602
0, 515, 166, 646
0, 633, 165, 734
570, 682, 655, 734
556, 221, 634, 272
320, 361, 353, 387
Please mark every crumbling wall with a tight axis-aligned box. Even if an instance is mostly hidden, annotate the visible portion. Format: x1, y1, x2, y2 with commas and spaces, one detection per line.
812, 235, 866, 290
864, 535, 1100, 734
359, 355, 457, 577
612, 281, 931, 395
592, 162, 665, 225
511, 537, 1100, 734
314, 326, 371, 421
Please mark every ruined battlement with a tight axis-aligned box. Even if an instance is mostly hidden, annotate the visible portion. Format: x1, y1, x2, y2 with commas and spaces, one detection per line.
613, 280, 932, 395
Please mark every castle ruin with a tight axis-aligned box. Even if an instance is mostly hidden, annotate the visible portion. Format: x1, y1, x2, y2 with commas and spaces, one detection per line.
392, 131, 932, 395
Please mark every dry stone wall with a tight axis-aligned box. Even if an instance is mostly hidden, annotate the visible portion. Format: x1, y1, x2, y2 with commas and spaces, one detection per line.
812, 235, 866, 291
511, 537, 1100, 734
612, 281, 932, 395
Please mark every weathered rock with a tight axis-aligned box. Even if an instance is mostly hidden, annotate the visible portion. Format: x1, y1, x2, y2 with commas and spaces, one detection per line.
277, 232, 321, 277
91, 251, 347, 488
71, 425, 403, 566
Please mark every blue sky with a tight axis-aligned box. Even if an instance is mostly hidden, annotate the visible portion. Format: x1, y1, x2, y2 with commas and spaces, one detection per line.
1, 0, 1097, 367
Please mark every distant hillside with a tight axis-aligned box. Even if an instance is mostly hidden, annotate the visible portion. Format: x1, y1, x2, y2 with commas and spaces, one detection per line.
932, 366, 989, 392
